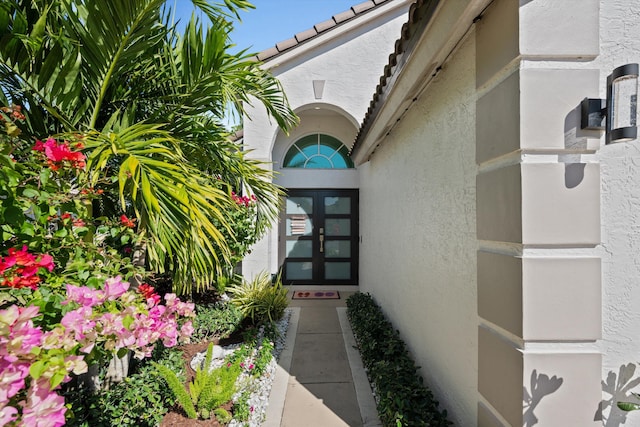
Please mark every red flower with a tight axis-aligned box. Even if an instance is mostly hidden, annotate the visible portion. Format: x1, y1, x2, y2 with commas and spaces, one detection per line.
0, 247, 54, 290
120, 215, 136, 228
138, 283, 161, 305
32, 138, 86, 170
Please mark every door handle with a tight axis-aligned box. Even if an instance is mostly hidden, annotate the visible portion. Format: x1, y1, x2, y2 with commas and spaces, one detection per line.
319, 227, 324, 253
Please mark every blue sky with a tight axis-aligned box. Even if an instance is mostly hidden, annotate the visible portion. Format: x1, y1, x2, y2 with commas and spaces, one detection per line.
171, 0, 360, 54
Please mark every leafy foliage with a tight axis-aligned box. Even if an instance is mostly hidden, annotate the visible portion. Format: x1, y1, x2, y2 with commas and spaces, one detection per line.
0, 0, 297, 294
0, 122, 139, 295
191, 299, 244, 343
63, 345, 185, 427
228, 271, 288, 324
346, 292, 452, 427
233, 389, 252, 422
154, 342, 241, 420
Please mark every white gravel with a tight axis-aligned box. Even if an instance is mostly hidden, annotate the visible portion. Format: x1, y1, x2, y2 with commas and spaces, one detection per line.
191, 309, 292, 427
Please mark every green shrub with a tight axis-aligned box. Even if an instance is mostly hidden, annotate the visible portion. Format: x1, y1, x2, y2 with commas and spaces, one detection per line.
154, 343, 241, 420
346, 292, 452, 427
214, 407, 233, 424
233, 390, 252, 421
64, 345, 185, 427
228, 271, 288, 324
191, 300, 244, 342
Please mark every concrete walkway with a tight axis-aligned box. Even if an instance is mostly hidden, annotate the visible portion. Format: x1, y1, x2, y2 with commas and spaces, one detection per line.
264, 290, 380, 427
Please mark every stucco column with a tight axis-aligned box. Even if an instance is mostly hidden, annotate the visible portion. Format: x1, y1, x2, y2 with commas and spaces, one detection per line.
475, 0, 602, 425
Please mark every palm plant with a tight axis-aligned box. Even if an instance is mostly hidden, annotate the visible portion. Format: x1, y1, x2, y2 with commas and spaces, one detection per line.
0, 0, 297, 293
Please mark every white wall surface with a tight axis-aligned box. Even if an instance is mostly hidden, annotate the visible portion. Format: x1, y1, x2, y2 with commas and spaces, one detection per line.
596, 1, 640, 424
359, 34, 478, 426
242, 1, 411, 279
243, 1, 411, 161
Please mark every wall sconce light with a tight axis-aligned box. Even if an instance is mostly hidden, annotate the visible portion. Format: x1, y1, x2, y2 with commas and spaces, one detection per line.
581, 63, 639, 144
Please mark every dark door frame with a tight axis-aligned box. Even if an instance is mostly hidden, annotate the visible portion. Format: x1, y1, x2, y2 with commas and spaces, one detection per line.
280, 189, 359, 286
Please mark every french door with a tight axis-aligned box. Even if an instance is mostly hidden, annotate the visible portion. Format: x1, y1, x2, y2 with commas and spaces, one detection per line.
281, 189, 358, 285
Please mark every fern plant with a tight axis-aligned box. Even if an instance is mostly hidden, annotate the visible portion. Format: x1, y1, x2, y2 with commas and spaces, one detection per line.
153, 343, 241, 419
228, 271, 289, 324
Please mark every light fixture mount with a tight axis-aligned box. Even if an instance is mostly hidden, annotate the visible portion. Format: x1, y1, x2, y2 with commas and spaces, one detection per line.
580, 63, 639, 144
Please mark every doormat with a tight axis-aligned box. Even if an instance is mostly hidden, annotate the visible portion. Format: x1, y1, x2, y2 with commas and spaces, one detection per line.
292, 291, 340, 300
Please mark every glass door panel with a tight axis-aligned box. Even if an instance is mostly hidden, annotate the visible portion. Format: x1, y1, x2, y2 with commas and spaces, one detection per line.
325, 219, 350, 236
324, 196, 351, 214
325, 262, 351, 280
286, 240, 312, 257
286, 262, 313, 280
324, 240, 351, 258
286, 197, 313, 214
282, 190, 358, 285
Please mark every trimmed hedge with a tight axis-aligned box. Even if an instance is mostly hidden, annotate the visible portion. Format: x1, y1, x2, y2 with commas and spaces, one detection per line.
346, 292, 452, 427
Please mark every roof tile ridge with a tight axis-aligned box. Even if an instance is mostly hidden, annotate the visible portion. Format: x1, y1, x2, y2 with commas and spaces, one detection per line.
255, 0, 392, 62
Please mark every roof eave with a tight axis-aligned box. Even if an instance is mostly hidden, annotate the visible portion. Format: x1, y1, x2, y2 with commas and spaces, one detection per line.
256, 0, 413, 70
350, 0, 493, 165
350, 0, 441, 164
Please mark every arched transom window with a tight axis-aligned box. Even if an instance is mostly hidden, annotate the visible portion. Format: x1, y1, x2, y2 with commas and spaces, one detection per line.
283, 134, 354, 169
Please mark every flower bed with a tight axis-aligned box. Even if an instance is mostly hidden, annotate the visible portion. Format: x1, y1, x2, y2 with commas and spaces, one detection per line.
346, 292, 452, 427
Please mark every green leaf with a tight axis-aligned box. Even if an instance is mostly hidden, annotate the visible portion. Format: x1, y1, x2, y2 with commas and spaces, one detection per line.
22, 188, 39, 198
122, 314, 134, 329
20, 222, 35, 237
618, 401, 640, 412
39, 168, 51, 187
30, 360, 46, 379
3, 206, 24, 225
51, 371, 66, 389
54, 228, 68, 238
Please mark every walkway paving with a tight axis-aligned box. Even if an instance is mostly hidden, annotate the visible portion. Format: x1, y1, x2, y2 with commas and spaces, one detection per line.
264, 290, 380, 427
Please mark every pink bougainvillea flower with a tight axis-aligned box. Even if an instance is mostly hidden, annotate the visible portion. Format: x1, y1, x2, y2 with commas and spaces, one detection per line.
103, 276, 129, 300
63, 284, 102, 307
33, 137, 86, 171
41, 327, 77, 352
1, 306, 43, 355
64, 355, 88, 376
0, 404, 17, 426
37, 254, 54, 272
22, 380, 67, 427
0, 361, 29, 402
180, 321, 194, 340
60, 307, 95, 341
164, 294, 195, 317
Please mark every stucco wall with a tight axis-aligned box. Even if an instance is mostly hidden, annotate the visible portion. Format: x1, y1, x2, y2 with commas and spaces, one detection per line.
242, 2, 411, 278
243, 2, 411, 162
359, 33, 478, 426
596, 1, 640, 425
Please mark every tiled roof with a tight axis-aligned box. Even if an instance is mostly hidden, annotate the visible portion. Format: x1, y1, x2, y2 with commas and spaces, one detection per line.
351, 0, 439, 156
255, 0, 395, 62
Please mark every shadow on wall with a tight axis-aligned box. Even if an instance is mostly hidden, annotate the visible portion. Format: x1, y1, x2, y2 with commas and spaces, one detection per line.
562, 104, 602, 189
595, 363, 640, 427
523, 369, 563, 427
